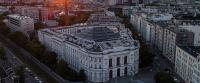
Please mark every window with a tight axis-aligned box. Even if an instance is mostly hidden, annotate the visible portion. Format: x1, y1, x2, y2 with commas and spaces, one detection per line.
117, 57, 120, 66
117, 69, 120, 77
109, 59, 112, 67
124, 67, 127, 76
109, 70, 113, 79
124, 56, 127, 64
95, 58, 97, 62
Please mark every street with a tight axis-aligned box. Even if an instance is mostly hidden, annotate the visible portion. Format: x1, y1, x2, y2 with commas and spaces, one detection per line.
0, 34, 83, 83
0, 35, 62, 83
0, 45, 41, 83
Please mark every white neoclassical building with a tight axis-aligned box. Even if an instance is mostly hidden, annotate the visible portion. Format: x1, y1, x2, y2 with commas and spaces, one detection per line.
38, 23, 140, 82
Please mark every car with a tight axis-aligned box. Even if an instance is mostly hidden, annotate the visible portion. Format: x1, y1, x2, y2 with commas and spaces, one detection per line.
11, 76, 14, 79
37, 80, 42, 83
34, 76, 39, 80
29, 71, 35, 75
13, 75, 17, 78
6, 67, 12, 70
7, 71, 14, 75
25, 67, 31, 72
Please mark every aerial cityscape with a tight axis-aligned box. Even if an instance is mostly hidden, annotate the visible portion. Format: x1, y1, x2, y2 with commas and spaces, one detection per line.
0, 0, 200, 83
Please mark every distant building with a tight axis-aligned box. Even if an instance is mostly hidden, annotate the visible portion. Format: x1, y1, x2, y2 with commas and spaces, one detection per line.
108, 0, 117, 5
0, 6, 9, 14
163, 27, 194, 63
175, 46, 200, 83
86, 11, 122, 25
128, 4, 200, 83
192, 55, 200, 83
130, 12, 198, 64
7, 14, 34, 36
122, 6, 139, 16
178, 21, 200, 46
14, 6, 49, 22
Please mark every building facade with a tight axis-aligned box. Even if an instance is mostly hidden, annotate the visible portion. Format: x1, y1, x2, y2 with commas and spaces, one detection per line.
38, 25, 140, 82
175, 46, 200, 83
192, 56, 200, 83
38, 11, 140, 82
163, 27, 194, 63
7, 14, 34, 36
179, 24, 200, 46
14, 6, 49, 22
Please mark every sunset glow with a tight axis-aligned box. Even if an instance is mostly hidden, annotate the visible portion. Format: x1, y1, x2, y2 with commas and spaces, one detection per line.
52, 0, 70, 4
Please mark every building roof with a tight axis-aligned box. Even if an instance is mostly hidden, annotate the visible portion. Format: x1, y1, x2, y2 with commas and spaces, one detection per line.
76, 27, 120, 42
179, 46, 200, 58
8, 14, 32, 20
39, 11, 139, 54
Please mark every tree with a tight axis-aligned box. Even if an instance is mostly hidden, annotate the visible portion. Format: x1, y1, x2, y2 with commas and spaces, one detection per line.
56, 60, 69, 78
0, 25, 10, 36
15, 66, 25, 83
41, 51, 57, 69
112, 8, 123, 18
8, 31, 28, 48
57, 15, 67, 26
56, 59, 79, 81
0, 46, 7, 61
26, 41, 45, 59
0, 12, 9, 20
0, 12, 10, 36
154, 72, 176, 83
78, 69, 87, 81
139, 42, 154, 68
34, 22, 47, 30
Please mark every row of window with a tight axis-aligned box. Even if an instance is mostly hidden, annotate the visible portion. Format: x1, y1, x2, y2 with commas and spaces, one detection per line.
109, 56, 127, 67
109, 67, 128, 78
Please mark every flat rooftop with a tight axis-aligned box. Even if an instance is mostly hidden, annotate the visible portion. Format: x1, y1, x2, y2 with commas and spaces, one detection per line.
179, 46, 200, 58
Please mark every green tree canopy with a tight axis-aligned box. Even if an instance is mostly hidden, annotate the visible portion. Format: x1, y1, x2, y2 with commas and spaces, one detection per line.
15, 66, 25, 83
41, 51, 57, 69
34, 22, 47, 30
0, 46, 6, 61
57, 15, 67, 26
78, 69, 87, 81
8, 31, 28, 48
154, 72, 176, 83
